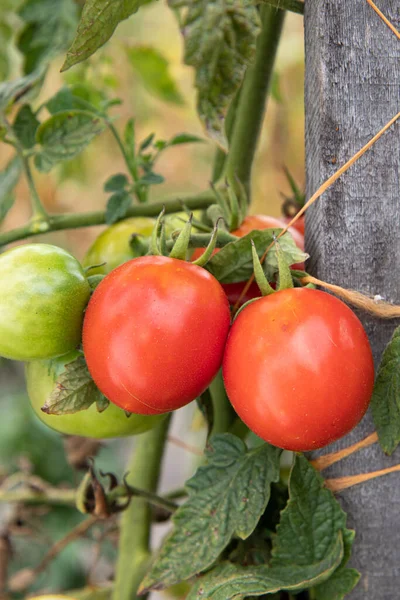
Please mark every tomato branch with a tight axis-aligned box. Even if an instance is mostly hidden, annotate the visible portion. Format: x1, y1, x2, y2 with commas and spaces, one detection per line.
0, 191, 215, 247
113, 416, 171, 600
224, 5, 286, 196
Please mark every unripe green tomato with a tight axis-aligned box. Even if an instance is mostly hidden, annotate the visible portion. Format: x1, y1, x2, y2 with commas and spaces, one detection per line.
0, 244, 91, 361
83, 217, 155, 275
26, 351, 164, 438
83, 213, 200, 275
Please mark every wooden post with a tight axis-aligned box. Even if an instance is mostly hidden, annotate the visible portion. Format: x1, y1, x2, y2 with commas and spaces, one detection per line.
304, 1, 400, 597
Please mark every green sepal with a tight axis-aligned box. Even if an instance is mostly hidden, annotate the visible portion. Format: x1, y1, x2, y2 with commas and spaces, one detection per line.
169, 214, 193, 260
251, 240, 275, 296
87, 274, 105, 291
192, 219, 221, 267
149, 207, 166, 256
275, 239, 294, 291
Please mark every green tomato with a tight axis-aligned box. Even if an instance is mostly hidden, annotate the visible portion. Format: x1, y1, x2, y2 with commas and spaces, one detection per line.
83, 213, 200, 275
83, 217, 155, 275
0, 244, 91, 361
26, 351, 164, 438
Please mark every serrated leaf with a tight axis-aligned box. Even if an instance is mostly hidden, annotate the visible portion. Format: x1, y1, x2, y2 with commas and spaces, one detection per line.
17, 0, 78, 74
271, 455, 349, 567
13, 104, 40, 148
311, 527, 360, 599
42, 355, 103, 415
140, 434, 281, 591
104, 173, 129, 192
105, 190, 132, 224
0, 157, 21, 223
187, 455, 353, 599
127, 46, 184, 105
0, 66, 46, 111
62, 0, 150, 72
371, 326, 400, 455
172, 0, 261, 148
186, 536, 343, 599
205, 229, 308, 283
46, 87, 94, 114
169, 133, 204, 146
34, 109, 106, 172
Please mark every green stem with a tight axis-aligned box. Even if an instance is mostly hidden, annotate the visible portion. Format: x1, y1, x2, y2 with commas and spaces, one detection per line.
0, 191, 215, 247
209, 371, 236, 436
224, 5, 286, 197
211, 86, 242, 184
106, 120, 145, 203
22, 153, 49, 223
112, 416, 171, 600
1, 115, 49, 223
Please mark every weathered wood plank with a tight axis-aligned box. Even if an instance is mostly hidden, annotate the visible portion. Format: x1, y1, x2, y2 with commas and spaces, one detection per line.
304, 1, 400, 598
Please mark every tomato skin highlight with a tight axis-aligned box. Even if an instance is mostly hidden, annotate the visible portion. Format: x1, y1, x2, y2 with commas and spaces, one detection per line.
83, 256, 231, 414
25, 351, 163, 438
0, 243, 91, 361
223, 288, 374, 451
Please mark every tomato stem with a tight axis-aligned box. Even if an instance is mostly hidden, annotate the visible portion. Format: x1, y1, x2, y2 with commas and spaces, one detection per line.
209, 371, 236, 435
0, 192, 215, 247
112, 415, 171, 600
224, 5, 286, 197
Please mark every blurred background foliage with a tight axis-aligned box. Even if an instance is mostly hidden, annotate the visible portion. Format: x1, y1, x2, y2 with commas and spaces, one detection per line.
0, 1, 304, 597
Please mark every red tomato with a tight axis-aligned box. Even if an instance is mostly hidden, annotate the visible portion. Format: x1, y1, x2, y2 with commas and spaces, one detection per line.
283, 215, 305, 236
83, 256, 231, 414
223, 288, 374, 451
192, 215, 305, 305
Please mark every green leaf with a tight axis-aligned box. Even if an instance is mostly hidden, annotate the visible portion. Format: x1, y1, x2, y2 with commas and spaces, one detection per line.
171, 0, 261, 148
17, 0, 78, 74
169, 133, 204, 146
312, 529, 359, 599
140, 172, 165, 185
41, 355, 104, 415
13, 104, 40, 148
34, 109, 106, 172
205, 228, 308, 283
0, 157, 21, 223
371, 326, 400, 455
104, 173, 129, 192
105, 190, 132, 224
140, 434, 281, 592
139, 132, 155, 152
61, 0, 150, 72
0, 13, 13, 80
186, 536, 344, 599
0, 66, 46, 111
127, 46, 184, 105
187, 455, 353, 599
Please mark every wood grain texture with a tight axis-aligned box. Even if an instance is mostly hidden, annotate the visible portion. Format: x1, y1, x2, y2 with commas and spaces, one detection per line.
304, 1, 400, 597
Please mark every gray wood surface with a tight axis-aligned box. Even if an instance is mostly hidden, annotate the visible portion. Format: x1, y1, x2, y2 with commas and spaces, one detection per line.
304, 1, 400, 598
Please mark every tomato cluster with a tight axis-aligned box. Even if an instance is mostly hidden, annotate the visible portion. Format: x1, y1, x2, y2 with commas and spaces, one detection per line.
1, 215, 375, 450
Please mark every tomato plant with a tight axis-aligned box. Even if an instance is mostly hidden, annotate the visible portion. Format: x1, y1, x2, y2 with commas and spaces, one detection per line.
25, 351, 163, 438
83, 256, 231, 414
0, 0, 396, 597
0, 244, 91, 361
223, 288, 375, 451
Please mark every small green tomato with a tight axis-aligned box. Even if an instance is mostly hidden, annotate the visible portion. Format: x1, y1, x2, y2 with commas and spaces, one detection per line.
25, 351, 164, 438
0, 243, 91, 361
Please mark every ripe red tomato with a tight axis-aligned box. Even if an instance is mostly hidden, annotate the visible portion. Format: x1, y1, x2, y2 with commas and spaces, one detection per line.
83, 256, 231, 414
283, 215, 305, 236
223, 288, 374, 451
192, 215, 305, 305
